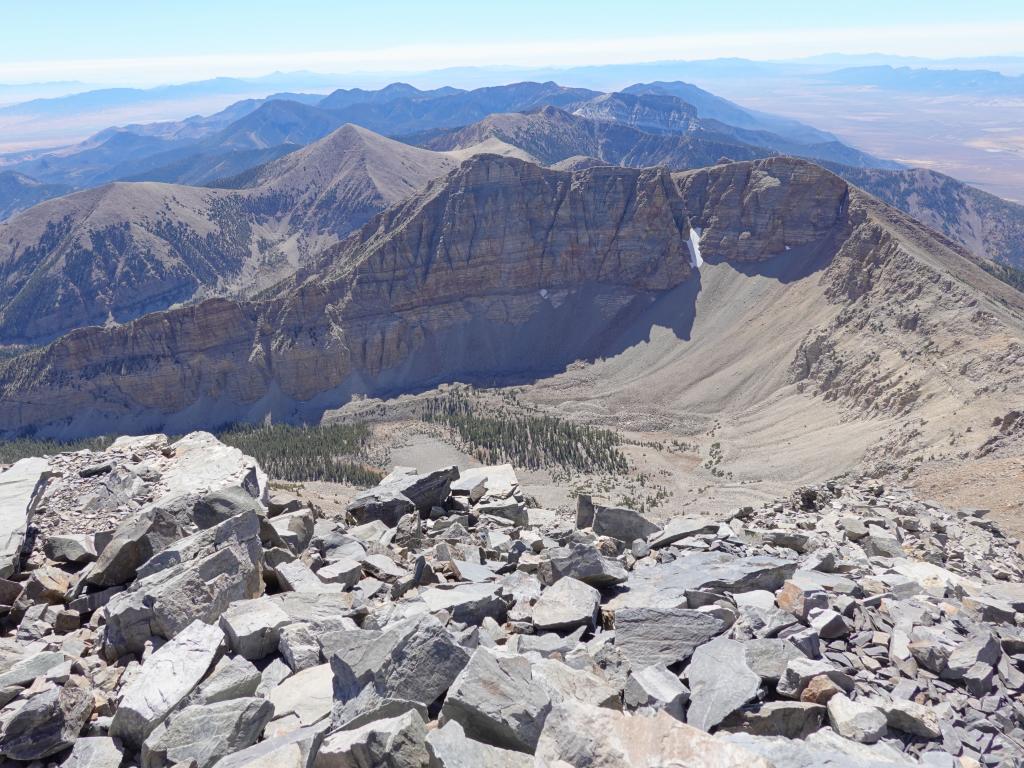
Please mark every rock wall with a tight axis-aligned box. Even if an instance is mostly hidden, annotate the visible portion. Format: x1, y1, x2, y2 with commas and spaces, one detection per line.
0, 156, 864, 438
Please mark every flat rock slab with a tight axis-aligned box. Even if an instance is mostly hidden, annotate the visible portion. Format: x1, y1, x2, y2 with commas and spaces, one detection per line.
0, 457, 49, 577
615, 606, 726, 668
531, 576, 599, 632
110, 620, 224, 749
536, 700, 773, 767
441, 647, 552, 753
592, 506, 661, 543
687, 637, 762, 732
608, 552, 798, 610
268, 663, 333, 726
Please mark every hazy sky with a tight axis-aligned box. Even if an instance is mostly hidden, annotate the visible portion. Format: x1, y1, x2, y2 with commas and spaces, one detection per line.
2, 0, 1022, 84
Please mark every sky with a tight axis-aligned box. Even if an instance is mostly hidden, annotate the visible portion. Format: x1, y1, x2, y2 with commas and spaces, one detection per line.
1, 0, 1023, 85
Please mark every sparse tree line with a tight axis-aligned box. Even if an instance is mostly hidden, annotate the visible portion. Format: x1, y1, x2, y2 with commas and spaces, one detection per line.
420, 392, 629, 475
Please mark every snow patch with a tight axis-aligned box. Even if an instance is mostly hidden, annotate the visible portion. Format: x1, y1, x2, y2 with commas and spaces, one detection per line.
686, 226, 704, 268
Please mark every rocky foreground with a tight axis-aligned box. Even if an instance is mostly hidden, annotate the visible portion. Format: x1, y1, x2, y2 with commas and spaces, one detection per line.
0, 433, 1021, 767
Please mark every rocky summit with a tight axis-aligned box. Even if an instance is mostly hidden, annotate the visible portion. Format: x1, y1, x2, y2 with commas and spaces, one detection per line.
0, 432, 1020, 766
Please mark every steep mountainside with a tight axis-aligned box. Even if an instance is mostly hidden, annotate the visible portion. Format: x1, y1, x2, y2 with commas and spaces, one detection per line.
0, 126, 458, 344
0, 170, 71, 221
823, 164, 1024, 270
2, 154, 1021, 482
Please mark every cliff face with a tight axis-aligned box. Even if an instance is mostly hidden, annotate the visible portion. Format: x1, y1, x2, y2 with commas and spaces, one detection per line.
0, 155, 852, 437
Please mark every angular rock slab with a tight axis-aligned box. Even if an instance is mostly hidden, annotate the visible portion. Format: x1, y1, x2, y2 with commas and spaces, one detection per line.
142, 697, 274, 768
624, 664, 689, 719
687, 637, 762, 732
269, 663, 334, 726
531, 576, 599, 632
110, 619, 224, 749
536, 543, 627, 587
536, 700, 773, 767
330, 614, 469, 711
60, 736, 124, 768
592, 506, 660, 543
426, 720, 533, 768
316, 710, 428, 768
0, 679, 92, 760
440, 647, 552, 753
213, 723, 327, 768
607, 552, 798, 610
0, 457, 48, 578
220, 596, 293, 660
103, 511, 263, 658
827, 693, 887, 744
614, 606, 725, 668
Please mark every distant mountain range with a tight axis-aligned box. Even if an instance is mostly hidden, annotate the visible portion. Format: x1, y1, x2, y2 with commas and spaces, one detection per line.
0, 79, 891, 209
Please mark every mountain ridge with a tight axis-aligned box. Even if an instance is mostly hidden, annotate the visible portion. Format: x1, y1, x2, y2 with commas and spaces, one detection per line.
1, 153, 1020, 496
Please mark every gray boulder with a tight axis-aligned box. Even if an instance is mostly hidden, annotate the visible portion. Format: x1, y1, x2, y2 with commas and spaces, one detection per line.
624, 664, 689, 719
827, 693, 888, 744
268, 663, 334, 726
194, 486, 266, 529
614, 606, 725, 668
426, 720, 533, 768
686, 637, 761, 732
348, 466, 458, 527
532, 577, 599, 632
0, 678, 93, 760
592, 506, 660, 543
0, 649, 65, 687
109, 620, 224, 749
536, 544, 627, 587
44, 533, 99, 564
191, 655, 261, 704
103, 511, 263, 658
742, 638, 805, 682
330, 614, 469, 713
142, 697, 274, 768
440, 647, 552, 753
315, 710, 428, 768
60, 737, 124, 768
86, 507, 185, 587
777, 657, 854, 700
419, 583, 507, 625
213, 723, 327, 768
876, 698, 941, 739
279, 623, 322, 671
220, 596, 292, 660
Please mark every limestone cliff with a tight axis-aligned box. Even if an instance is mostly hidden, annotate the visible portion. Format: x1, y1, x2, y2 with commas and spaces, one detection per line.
0, 155, 868, 436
